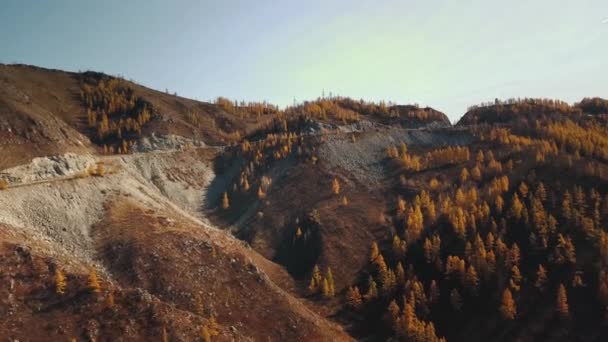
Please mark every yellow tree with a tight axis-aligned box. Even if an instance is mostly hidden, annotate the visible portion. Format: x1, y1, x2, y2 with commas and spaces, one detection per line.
222, 192, 230, 209
370, 241, 380, 262
509, 193, 524, 220
500, 288, 516, 320
366, 276, 378, 300
556, 283, 569, 317
55, 269, 67, 295
332, 177, 340, 195
465, 265, 479, 295
460, 168, 469, 183
450, 288, 462, 311
346, 286, 362, 308
88, 268, 101, 294
535, 264, 548, 292
397, 196, 407, 214
326, 267, 335, 297
387, 300, 400, 327
201, 326, 212, 342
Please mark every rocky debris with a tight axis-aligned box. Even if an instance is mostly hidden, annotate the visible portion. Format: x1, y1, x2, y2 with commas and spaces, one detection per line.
0, 153, 95, 183
134, 134, 206, 153
318, 127, 473, 186
0, 147, 217, 266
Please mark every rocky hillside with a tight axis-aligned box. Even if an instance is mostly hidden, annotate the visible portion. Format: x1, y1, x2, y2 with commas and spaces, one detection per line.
2, 64, 608, 341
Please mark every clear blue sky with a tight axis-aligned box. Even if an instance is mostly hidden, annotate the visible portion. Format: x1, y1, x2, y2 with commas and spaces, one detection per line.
1, 0, 606, 122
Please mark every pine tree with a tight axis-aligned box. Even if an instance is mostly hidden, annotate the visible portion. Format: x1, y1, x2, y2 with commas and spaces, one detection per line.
55, 269, 67, 295
556, 283, 569, 317
222, 192, 230, 209
500, 288, 516, 320
88, 268, 101, 294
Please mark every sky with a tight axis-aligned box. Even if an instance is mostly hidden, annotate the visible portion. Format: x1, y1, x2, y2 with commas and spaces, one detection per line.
1, 0, 607, 122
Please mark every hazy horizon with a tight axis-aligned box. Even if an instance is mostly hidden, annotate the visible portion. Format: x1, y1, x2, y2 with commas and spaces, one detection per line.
1, 0, 607, 121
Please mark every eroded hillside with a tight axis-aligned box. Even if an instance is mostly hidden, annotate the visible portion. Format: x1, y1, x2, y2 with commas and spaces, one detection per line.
3, 64, 608, 342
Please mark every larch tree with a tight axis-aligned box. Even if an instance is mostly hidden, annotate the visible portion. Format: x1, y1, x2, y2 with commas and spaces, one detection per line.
222, 192, 230, 209
556, 283, 569, 317
535, 264, 548, 292
398, 196, 407, 214
465, 265, 479, 295
366, 276, 378, 300
346, 286, 362, 308
55, 269, 67, 295
342, 196, 349, 205
88, 268, 101, 294
509, 265, 522, 292
519, 182, 529, 199
201, 326, 212, 342
326, 267, 335, 297
370, 241, 380, 262
450, 288, 463, 311
460, 168, 469, 184
322, 278, 331, 298
332, 177, 340, 195
509, 193, 524, 220
429, 280, 440, 304
500, 288, 517, 320
387, 300, 401, 327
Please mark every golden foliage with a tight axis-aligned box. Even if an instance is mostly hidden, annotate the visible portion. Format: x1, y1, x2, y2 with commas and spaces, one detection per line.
55, 269, 67, 295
